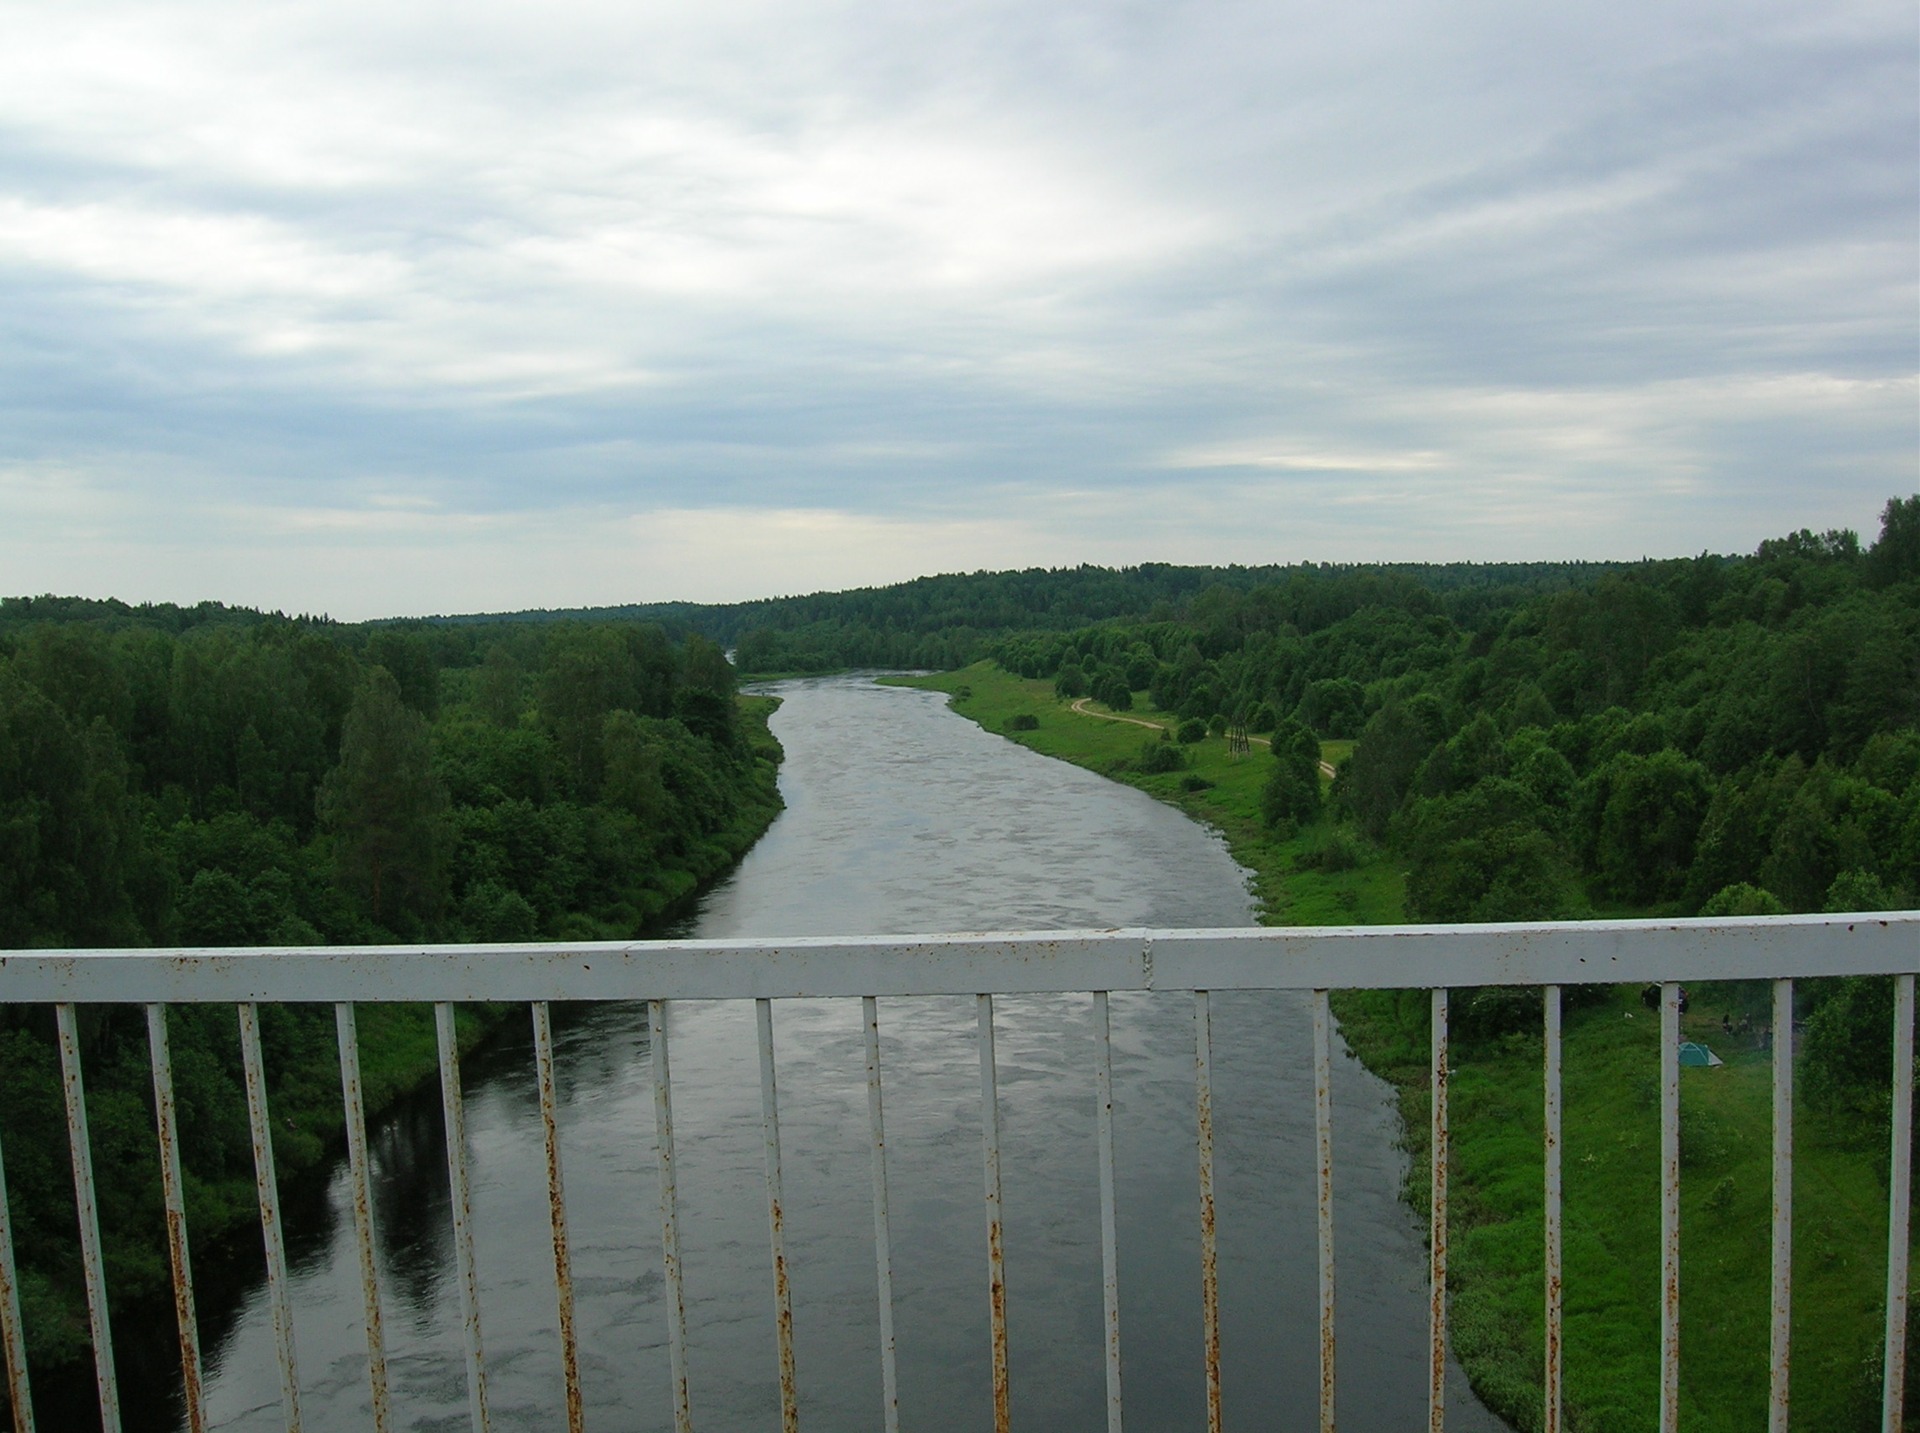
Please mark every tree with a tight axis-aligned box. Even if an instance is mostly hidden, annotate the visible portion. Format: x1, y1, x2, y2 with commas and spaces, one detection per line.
1347, 696, 1446, 839
1866, 494, 1920, 587
318, 670, 450, 929
1594, 749, 1713, 904
364, 630, 440, 718
474, 647, 524, 728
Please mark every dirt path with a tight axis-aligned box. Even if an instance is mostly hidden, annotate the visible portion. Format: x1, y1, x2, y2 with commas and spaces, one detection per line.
1068, 696, 1168, 732
1066, 697, 1337, 779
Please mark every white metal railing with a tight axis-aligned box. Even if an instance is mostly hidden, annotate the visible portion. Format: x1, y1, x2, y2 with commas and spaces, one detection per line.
0, 913, 1914, 1433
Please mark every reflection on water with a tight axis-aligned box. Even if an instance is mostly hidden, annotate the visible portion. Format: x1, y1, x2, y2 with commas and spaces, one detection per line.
150, 675, 1506, 1430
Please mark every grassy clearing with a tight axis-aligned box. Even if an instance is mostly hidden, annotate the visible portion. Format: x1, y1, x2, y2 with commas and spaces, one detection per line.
894, 662, 1913, 1431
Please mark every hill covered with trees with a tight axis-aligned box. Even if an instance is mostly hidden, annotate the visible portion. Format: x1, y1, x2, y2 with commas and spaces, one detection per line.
433, 557, 1637, 674
981, 499, 1918, 926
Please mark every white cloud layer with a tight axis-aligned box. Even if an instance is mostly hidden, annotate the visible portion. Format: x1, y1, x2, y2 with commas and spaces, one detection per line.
0, 0, 1912, 614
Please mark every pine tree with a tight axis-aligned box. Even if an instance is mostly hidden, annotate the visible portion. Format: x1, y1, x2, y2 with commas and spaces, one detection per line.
317, 668, 449, 929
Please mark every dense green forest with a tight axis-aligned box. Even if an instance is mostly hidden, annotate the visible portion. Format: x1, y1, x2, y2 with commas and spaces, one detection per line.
978, 500, 1918, 927
433, 558, 1637, 675
0, 608, 782, 1368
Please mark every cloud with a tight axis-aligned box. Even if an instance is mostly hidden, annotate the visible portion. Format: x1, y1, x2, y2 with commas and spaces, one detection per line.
0, 0, 1912, 611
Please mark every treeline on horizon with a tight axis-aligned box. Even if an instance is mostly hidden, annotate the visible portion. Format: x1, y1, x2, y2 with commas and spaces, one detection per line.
0, 610, 781, 1368
427, 557, 1638, 673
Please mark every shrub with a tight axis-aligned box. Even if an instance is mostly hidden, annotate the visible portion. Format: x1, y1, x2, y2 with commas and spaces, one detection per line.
1180, 774, 1213, 792
1176, 718, 1208, 744
1297, 830, 1362, 873
1262, 762, 1322, 832
1138, 740, 1186, 774
1699, 882, 1785, 917
1453, 986, 1542, 1046
1008, 713, 1039, 732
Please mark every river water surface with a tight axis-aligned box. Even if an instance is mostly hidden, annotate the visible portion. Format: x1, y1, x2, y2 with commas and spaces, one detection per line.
171, 675, 1506, 1431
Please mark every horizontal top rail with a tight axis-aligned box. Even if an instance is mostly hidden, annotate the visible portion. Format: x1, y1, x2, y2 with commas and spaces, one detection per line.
0, 913, 1914, 1003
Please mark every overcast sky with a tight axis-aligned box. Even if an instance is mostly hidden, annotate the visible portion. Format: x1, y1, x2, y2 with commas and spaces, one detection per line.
1, 0, 1913, 619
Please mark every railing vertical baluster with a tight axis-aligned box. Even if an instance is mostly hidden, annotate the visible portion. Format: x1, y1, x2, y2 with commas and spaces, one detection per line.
0, 1117, 32, 1433
55, 1005, 121, 1433
1428, 988, 1448, 1433
236, 1002, 300, 1431
1094, 990, 1124, 1433
1659, 982, 1680, 1433
650, 998, 693, 1433
435, 1002, 490, 1433
863, 996, 900, 1433
1313, 988, 1336, 1433
1194, 990, 1221, 1433
1543, 985, 1563, 1433
757, 1000, 798, 1433
334, 1004, 391, 1433
978, 993, 1010, 1433
1769, 978, 1793, 1431
531, 1002, 583, 1433
146, 1005, 205, 1433
1885, 972, 1914, 1432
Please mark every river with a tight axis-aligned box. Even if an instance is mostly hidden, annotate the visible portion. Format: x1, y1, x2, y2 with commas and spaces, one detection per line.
151, 674, 1506, 1430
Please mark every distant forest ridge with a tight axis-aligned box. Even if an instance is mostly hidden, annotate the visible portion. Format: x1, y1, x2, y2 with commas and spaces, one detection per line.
1, 560, 1622, 639
432, 557, 1640, 638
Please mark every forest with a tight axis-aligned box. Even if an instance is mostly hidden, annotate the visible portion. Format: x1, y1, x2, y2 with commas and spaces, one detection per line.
437, 557, 1638, 675
0, 607, 782, 1368
981, 500, 1917, 927
971, 502, 1918, 1159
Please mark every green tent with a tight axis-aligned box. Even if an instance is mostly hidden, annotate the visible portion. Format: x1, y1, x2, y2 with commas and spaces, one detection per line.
1678, 1041, 1723, 1068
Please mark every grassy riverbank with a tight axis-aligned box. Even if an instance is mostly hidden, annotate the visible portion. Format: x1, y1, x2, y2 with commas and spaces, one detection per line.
888, 664, 1402, 924
894, 663, 1910, 1432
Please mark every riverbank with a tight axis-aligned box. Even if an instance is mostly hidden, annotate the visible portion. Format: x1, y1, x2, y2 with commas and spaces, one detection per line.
895, 663, 1908, 1433
886, 665, 1401, 925
10, 694, 789, 1396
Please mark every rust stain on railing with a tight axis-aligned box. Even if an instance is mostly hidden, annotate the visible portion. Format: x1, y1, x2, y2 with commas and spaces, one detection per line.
335, 1004, 392, 1432
1543, 984, 1564, 1433
978, 993, 1011, 1433
758, 997, 799, 1433
1311, 988, 1338, 1432
1195, 989, 1222, 1433
533, 1002, 583, 1433
146, 1005, 205, 1433
1429, 988, 1449, 1433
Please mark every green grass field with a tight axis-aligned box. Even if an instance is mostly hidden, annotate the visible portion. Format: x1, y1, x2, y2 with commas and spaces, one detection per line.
893, 662, 1914, 1431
